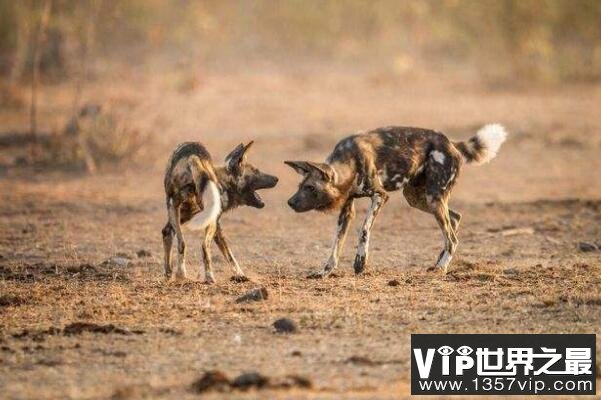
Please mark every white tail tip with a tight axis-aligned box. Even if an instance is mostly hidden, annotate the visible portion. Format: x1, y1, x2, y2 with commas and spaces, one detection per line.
475, 123, 507, 164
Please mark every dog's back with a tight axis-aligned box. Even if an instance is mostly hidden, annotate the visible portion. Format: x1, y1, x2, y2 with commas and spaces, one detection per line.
164, 142, 216, 197
164, 142, 221, 230
326, 127, 458, 191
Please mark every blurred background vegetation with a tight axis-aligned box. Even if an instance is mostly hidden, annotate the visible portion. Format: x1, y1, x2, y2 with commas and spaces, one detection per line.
1, 0, 600, 85
0, 0, 599, 171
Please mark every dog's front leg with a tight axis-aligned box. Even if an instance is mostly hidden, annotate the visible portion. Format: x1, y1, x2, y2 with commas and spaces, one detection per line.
167, 199, 187, 279
353, 192, 387, 274
310, 198, 355, 279
214, 222, 248, 282
200, 223, 217, 283
161, 222, 174, 278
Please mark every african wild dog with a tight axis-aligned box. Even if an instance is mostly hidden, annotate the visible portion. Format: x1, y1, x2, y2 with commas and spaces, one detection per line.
162, 141, 278, 282
286, 124, 507, 277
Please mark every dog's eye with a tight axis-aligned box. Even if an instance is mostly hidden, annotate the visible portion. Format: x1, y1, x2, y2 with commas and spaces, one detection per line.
305, 185, 317, 193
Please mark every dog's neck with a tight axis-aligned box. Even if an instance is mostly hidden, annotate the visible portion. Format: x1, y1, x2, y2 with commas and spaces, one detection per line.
214, 165, 243, 212
327, 161, 358, 207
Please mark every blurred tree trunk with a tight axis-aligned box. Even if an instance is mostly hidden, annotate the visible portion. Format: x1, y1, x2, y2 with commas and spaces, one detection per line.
71, 0, 102, 174
29, 0, 52, 142
72, 0, 101, 116
9, 3, 30, 85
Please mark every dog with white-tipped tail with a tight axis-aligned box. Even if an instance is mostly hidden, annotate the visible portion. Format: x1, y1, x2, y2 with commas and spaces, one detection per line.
286, 124, 507, 277
162, 141, 278, 283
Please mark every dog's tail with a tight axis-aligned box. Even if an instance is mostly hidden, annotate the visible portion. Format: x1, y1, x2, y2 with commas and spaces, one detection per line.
453, 123, 508, 165
185, 158, 221, 231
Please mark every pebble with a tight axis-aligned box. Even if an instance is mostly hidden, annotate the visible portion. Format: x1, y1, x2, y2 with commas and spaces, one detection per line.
273, 318, 298, 333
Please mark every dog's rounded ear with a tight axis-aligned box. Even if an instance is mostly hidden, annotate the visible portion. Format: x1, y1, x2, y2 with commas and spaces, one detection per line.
225, 141, 253, 173
284, 161, 335, 183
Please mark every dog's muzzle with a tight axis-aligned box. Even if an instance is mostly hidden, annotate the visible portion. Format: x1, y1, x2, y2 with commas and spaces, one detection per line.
247, 175, 278, 209
287, 197, 309, 212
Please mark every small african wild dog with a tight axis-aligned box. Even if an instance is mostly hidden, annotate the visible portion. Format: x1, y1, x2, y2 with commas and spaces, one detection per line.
286, 124, 507, 277
162, 141, 278, 282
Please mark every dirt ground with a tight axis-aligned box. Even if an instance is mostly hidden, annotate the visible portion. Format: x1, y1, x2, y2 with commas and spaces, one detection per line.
1, 61, 600, 399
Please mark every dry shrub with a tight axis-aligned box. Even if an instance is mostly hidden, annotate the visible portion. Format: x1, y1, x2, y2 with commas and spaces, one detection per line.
82, 111, 149, 164
22, 105, 155, 171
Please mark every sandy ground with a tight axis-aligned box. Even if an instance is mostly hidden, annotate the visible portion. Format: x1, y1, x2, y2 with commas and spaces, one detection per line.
0, 61, 600, 399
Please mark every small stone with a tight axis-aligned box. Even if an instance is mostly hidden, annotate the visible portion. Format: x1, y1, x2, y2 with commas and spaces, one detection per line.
191, 370, 230, 393
235, 287, 268, 303
346, 355, 378, 366
231, 372, 269, 390
67, 263, 96, 274
273, 318, 297, 333
104, 256, 130, 267
136, 249, 151, 258
112, 385, 150, 400
273, 375, 313, 389
578, 242, 598, 252
291, 350, 302, 356
387, 279, 400, 287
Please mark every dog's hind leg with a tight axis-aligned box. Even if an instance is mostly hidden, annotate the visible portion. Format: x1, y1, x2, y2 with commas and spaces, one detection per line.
404, 184, 461, 232
353, 193, 387, 274
214, 222, 248, 282
200, 223, 217, 283
161, 222, 174, 278
449, 209, 462, 232
404, 187, 457, 272
426, 154, 459, 272
428, 198, 457, 273
404, 147, 461, 273
168, 199, 187, 279
310, 198, 355, 279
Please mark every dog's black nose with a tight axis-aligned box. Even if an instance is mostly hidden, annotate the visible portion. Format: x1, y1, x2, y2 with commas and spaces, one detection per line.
287, 198, 296, 209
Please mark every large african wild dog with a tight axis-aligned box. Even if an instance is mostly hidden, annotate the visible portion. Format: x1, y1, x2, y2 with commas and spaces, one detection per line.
286, 124, 507, 277
162, 141, 278, 282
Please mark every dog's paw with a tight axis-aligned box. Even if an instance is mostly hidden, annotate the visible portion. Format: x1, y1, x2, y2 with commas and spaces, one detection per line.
307, 271, 326, 279
174, 272, 189, 281
230, 275, 249, 283
353, 256, 367, 275
427, 265, 447, 274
